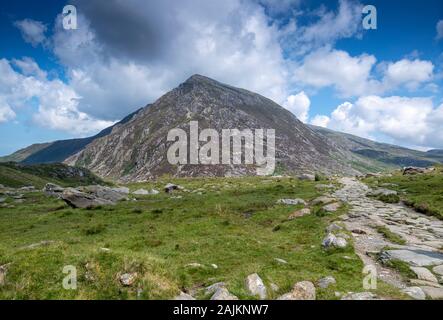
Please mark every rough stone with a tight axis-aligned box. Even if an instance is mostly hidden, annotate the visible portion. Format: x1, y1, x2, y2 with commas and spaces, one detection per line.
133, 188, 159, 195
119, 272, 137, 286
245, 273, 267, 299
288, 208, 310, 220
410, 266, 439, 283
277, 198, 306, 206
380, 249, 443, 267
205, 282, 226, 295
112, 187, 130, 194
420, 286, 443, 299
210, 287, 238, 300
432, 265, 443, 276
311, 196, 336, 205
278, 281, 316, 300
323, 202, 341, 212
43, 183, 64, 197
317, 276, 336, 289
61, 188, 114, 209
401, 287, 426, 300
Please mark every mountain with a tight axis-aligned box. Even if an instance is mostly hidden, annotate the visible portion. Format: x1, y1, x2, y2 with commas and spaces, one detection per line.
2, 75, 441, 181
65, 75, 358, 181
309, 125, 441, 170
0, 108, 143, 164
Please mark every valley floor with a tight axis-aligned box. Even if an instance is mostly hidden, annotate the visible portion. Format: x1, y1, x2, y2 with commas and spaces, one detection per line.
0, 174, 441, 299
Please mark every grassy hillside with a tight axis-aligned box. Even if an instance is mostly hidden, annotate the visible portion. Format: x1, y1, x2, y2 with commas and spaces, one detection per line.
0, 143, 52, 163
363, 166, 443, 219
0, 176, 405, 299
0, 162, 106, 188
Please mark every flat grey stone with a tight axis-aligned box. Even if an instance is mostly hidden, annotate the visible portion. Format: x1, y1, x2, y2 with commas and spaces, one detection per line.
380, 249, 443, 267
401, 287, 426, 300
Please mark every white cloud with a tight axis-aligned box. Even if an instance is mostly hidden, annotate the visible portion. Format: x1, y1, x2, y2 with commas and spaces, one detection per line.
283, 91, 310, 122
14, 19, 47, 47
294, 48, 380, 97
0, 58, 113, 135
383, 59, 434, 90
310, 115, 330, 127
436, 20, 443, 40
294, 48, 435, 97
12, 57, 47, 79
313, 96, 443, 149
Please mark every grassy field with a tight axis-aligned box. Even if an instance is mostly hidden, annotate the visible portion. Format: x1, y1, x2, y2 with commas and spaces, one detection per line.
363, 165, 443, 219
0, 176, 405, 299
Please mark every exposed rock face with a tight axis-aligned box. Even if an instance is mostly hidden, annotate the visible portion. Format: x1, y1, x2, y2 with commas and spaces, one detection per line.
66, 75, 357, 181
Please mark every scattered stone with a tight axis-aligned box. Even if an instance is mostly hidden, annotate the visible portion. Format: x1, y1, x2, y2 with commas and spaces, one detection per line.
245, 273, 267, 299
22, 240, 54, 250
185, 263, 204, 268
322, 233, 347, 249
277, 281, 316, 300
133, 188, 159, 195
164, 183, 181, 193
61, 188, 114, 209
315, 184, 334, 190
277, 198, 306, 205
432, 265, 443, 276
270, 283, 279, 292
298, 174, 315, 181
112, 187, 130, 194
379, 249, 443, 267
409, 279, 442, 288
100, 247, 111, 252
205, 282, 226, 295
341, 292, 377, 300
0, 264, 7, 286
119, 272, 138, 286
317, 276, 336, 289
211, 264, 218, 269
210, 287, 238, 300
367, 188, 398, 197
326, 223, 343, 233
311, 196, 336, 205
410, 267, 439, 283
323, 202, 341, 212
420, 286, 443, 300
274, 258, 288, 264
401, 287, 426, 300
43, 183, 64, 197
174, 292, 196, 300
288, 208, 310, 220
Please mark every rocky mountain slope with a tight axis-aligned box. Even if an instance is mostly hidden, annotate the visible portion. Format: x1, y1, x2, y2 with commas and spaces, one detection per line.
65, 75, 357, 181
309, 125, 442, 170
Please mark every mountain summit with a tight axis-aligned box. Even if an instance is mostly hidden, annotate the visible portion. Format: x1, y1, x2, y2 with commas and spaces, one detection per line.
64, 75, 356, 181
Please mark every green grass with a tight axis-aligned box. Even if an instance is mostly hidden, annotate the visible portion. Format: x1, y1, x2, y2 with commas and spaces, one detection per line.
364, 165, 443, 219
375, 226, 406, 245
0, 176, 405, 299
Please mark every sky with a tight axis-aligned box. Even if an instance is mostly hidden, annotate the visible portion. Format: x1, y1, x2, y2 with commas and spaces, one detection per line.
0, 0, 442, 156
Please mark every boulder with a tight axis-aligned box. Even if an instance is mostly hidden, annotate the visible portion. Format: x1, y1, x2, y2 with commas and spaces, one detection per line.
379, 249, 443, 267
78, 185, 128, 202
367, 188, 397, 197
420, 286, 443, 299
326, 223, 343, 233
323, 202, 341, 212
245, 273, 267, 299
288, 208, 311, 220
61, 188, 113, 209
133, 188, 159, 195
205, 282, 226, 296
43, 183, 64, 197
277, 281, 316, 300
119, 272, 138, 286
311, 196, 336, 205
112, 187, 130, 194
401, 287, 426, 300
402, 167, 427, 175
298, 174, 315, 181
432, 265, 443, 276
341, 292, 377, 300
322, 233, 347, 249
317, 276, 336, 289
277, 198, 306, 205
174, 292, 196, 300
164, 183, 181, 193
410, 267, 438, 283
210, 287, 238, 300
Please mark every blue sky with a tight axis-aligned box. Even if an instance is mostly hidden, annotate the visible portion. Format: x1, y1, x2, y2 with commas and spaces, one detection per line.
0, 0, 442, 155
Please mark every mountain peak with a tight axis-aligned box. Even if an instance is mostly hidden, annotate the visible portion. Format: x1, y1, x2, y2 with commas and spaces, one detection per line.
183, 74, 219, 86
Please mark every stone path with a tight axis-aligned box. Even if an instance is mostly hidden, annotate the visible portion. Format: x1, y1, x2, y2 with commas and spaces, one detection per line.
332, 177, 443, 299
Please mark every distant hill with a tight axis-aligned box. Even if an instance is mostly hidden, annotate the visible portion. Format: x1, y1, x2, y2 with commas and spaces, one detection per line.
0, 162, 106, 188
0, 108, 143, 165
309, 125, 441, 170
